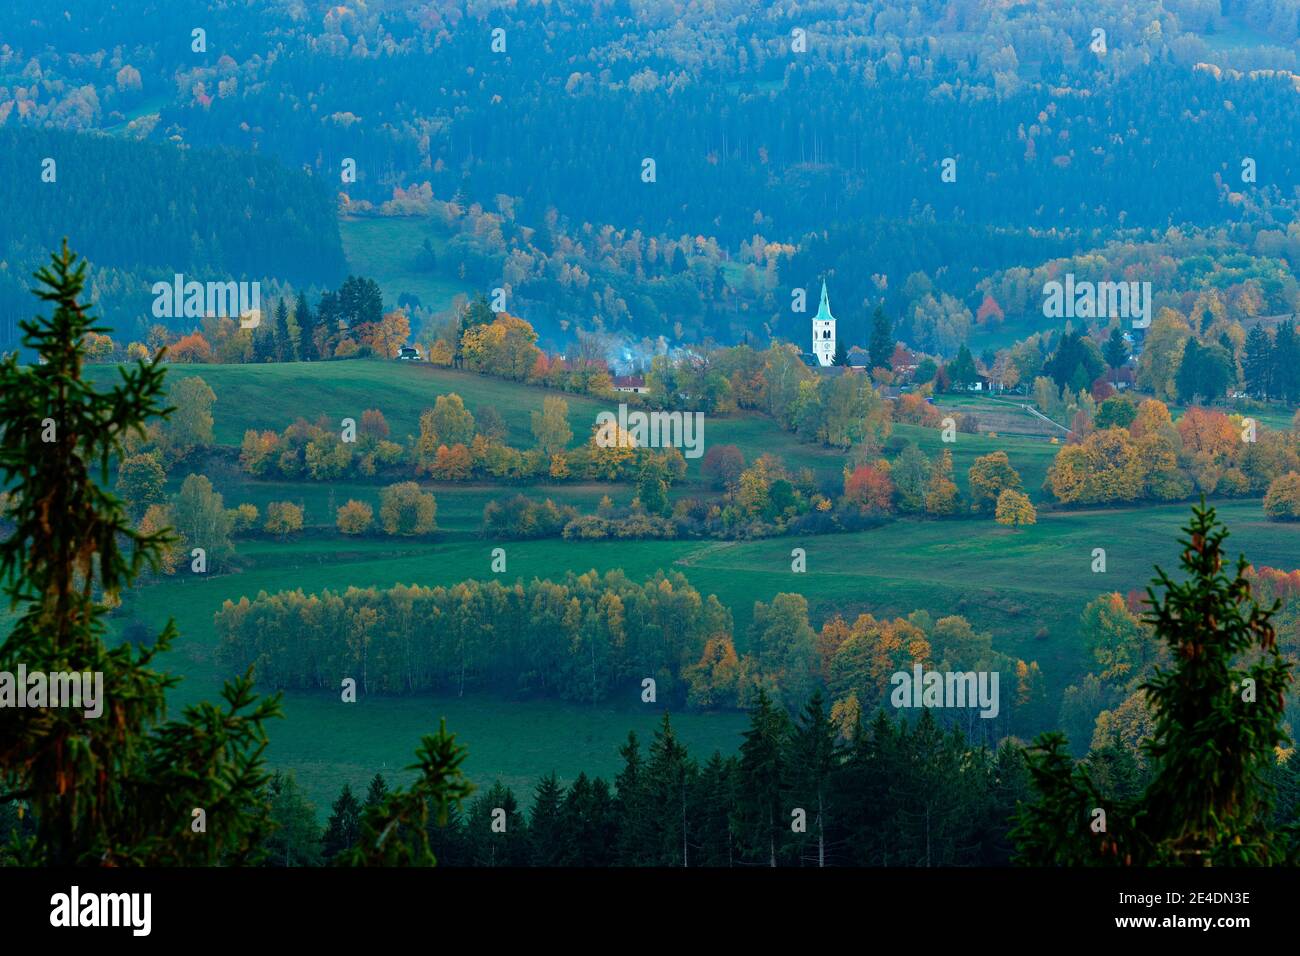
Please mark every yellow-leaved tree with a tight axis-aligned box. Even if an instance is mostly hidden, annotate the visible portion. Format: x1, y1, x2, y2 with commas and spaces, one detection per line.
994, 488, 1036, 527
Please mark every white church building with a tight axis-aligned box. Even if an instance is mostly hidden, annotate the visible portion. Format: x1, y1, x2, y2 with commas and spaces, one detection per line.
811, 279, 836, 366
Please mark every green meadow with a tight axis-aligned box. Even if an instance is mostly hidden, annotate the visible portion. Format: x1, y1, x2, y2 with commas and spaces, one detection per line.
90, 359, 861, 488
88, 360, 1299, 813
113, 498, 1297, 810
338, 216, 469, 314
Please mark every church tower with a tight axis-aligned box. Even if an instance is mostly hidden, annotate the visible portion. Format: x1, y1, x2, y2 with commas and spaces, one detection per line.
812, 279, 836, 367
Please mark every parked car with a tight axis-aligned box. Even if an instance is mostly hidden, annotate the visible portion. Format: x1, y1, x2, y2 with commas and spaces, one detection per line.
397, 345, 422, 361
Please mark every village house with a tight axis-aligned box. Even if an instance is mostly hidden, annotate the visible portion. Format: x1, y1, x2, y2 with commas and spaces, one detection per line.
612, 374, 648, 394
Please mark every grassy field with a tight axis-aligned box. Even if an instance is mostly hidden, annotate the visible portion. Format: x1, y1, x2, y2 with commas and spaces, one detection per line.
91, 359, 856, 489
111, 493, 1299, 811
85, 359, 1300, 815
932, 392, 1066, 438
338, 216, 469, 314
966, 312, 1059, 354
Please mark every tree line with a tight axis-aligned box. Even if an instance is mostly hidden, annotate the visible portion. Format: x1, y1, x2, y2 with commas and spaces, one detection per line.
214, 570, 1047, 738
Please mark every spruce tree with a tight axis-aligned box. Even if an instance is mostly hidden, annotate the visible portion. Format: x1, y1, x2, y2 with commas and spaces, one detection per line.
1014, 502, 1293, 865
295, 291, 317, 361
274, 298, 293, 362
834, 712, 910, 865
831, 337, 848, 367
786, 690, 840, 867
557, 773, 595, 866
1140, 501, 1291, 863
334, 720, 474, 866
1103, 326, 1130, 384
1273, 320, 1300, 403
418, 237, 438, 272
463, 293, 495, 329
947, 345, 978, 389
1242, 325, 1271, 400
558, 774, 618, 866
364, 772, 389, 809
252, 325, 275, 363
527, 772, 567, 866
890, 711, 973, 866
462, 780, 526, 866
647, 713, 696, 866
317, 290, 341, 357
693, 752, 738, 867
614, 732, 654, 864
733, 689, 792, 866
0, 241, 282, 865
321, 782, 362, 861
426, 799, 467, 867
868, 306, 893, 371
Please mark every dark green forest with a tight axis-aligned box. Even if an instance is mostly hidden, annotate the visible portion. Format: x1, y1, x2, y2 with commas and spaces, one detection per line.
0, 129, 345, 340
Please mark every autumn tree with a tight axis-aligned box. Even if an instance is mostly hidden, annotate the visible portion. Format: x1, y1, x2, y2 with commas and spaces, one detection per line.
1080, 593, 1155, 685
530, 396, 572, 455
172, 472, 234, 561
364, 310, 412, 358
430, 393, 476, 447
359, 408, 389, 444
430, 443, 473, 480
138, 503, 185, 575
891, 443, 930, 512
239, 429, 280, 476
588, 421, 637, 480
461, 313, 542, 381
968, 451, 1022, 513
162, 375, 216, 459
843, 462, 893, 514
1263, 472, 1300, 521
1048, 428, 1144, 504
1137, 308, 1191, 401
924, 449, 960, 515
228, 502, 259, 533
994, 488, 1036, 527
169, 331, 213, 364
337, 499, 375, 535
265, 501, 305, 537
115, 452, 167, 519
380, 481, 437, 536
701, 444, 745, 490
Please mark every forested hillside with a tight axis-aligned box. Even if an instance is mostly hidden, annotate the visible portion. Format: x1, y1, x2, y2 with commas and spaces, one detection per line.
0, 128, 345, 339
5, 1, 1299, 345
